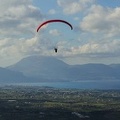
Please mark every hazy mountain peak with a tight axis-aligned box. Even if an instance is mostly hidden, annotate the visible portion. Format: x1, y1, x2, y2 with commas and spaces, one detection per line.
6, 55, 120, 82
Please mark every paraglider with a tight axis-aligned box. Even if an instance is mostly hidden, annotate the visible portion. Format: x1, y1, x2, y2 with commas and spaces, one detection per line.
54, 47, 58, 53
37, 19, 73, 53
37, 19, 73, 32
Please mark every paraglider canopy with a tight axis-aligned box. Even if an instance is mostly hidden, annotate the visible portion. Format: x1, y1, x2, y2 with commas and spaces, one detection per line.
37, 19, 73, 32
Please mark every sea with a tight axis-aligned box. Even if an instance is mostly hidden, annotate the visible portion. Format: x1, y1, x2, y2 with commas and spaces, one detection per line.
1, 80, 120, 89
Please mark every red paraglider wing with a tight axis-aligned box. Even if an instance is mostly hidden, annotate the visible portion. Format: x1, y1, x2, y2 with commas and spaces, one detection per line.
37, 19, 73, 32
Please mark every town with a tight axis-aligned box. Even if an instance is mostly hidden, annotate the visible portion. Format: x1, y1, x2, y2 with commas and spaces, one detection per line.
0, 85, 120, 120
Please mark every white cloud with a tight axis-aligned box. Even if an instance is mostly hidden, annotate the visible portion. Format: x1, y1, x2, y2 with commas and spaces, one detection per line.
57, 0, 94, 14
80, 5, 120, 37
49, 29, 61, 36
0, 0, 120, 66
64, 39, 120, 58
0, 0, 44, 37
0, 0, 47, 66
48, 9, 56, 15
74, 17, 80, 21
0, 36, 40, 66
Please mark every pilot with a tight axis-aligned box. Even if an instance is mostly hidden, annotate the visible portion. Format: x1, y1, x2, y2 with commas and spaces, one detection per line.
54, 47, 58, 53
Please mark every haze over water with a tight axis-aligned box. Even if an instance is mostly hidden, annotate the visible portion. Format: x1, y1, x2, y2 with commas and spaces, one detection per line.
2, 80, 120, 89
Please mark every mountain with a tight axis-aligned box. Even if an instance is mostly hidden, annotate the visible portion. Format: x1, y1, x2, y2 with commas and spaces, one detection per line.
109, 64, 120, 72
7, 56, 70, 81
67, 63, 119, 80
6, 55, 120, 82
0, 67, 29, 83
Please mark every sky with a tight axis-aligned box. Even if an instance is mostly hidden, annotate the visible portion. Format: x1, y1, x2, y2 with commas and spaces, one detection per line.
0, 0, 120, 67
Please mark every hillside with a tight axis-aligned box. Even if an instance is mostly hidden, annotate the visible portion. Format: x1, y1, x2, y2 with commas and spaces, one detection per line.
0, 67, 29, 83
6, 55, 120, 82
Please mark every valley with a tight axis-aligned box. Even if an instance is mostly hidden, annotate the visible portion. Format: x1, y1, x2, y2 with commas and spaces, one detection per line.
0, 86, 120, 120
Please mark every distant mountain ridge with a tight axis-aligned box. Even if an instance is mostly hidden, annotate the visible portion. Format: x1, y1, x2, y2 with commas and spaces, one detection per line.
6, 55, 120, 82
0, 67, 29, 83
6, 56, 69, 81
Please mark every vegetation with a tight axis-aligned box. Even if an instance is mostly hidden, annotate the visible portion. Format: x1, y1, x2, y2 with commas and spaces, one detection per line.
0, 85, 120, 120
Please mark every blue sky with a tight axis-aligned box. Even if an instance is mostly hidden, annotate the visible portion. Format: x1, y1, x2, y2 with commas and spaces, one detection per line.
97, 0, 120, 7
0, 0, 120, 66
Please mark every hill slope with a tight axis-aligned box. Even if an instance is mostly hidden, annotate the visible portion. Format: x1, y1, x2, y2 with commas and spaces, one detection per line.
7, 55, 120, 82
7, 56, 69, 81
0, 67, 29, 83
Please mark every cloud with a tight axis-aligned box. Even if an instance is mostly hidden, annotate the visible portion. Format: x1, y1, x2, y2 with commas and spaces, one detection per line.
57, 0, 94, 14
48, 9, 56, 15
0, 0, 120, 66
63, 38, 120, 58
80, 5, 120, 37
0, 0, 47, 66
0, 0, 44, 37
49, 29, 61, 36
